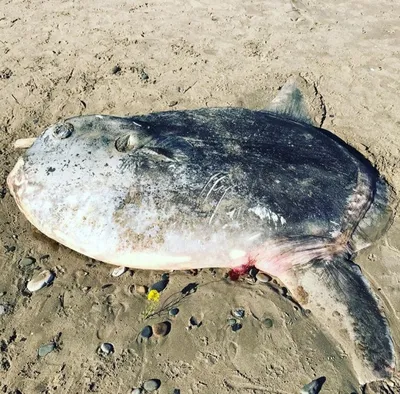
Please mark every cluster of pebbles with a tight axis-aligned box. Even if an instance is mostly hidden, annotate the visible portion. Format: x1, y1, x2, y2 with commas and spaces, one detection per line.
17, 258, 323, 393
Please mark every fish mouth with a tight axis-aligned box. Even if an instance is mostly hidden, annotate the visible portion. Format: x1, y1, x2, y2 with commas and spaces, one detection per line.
6, 157, 39, 227
7, 157, 26, 204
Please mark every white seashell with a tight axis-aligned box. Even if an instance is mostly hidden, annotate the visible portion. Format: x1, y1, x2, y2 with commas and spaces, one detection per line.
26, 270, 54, 292
111, 266, 127, 277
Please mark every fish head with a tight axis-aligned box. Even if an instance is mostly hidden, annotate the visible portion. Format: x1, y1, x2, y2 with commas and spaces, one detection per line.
6, 115, 204, 269
7, 114, 154, 195
7, 115, 158, 252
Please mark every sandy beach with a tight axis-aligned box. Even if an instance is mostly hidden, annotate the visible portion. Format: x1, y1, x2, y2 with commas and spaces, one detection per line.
0, 0, 399, 392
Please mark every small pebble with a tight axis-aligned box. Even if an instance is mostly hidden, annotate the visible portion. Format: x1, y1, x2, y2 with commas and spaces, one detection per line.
263, 318, 274, 328
111, 266, 127, 277
185, 269, 198, 276
27, 270, 54, 292
5, 245, 16, 253
40, 254, 50, 263
300, 376, 326, 394
0, 68, 13, 79
152, 322, 170, 338
168, 308, 179, 317
143, 379, 161, 392
131, 389, 143, 394
139, 70, 149, 81
248, 267, 259, 277
181, 282, 197, 295
135, 284, 148, 295
111, 65, 121, 75
38, 342, 56, 357
99, 342, 114, 355
227, 318, 237, 326
189, 316, 201, 327
256, 272, 272, 283
141, 326, 152, 339
19, 257, 36, 268
232, 308, 245, 319
150, 279, 168, 293
231, 323, 242, 332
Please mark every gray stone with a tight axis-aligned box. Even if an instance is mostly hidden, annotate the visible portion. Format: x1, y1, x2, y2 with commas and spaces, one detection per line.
38, 342, 56, 357
19, 257, 36, 267
143, 379, 161, 392
141, 326, 152, 339
168, 308, 179, 317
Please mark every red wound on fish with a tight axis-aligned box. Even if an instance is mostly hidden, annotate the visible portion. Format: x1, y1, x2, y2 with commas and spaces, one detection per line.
229, 257, 255, 281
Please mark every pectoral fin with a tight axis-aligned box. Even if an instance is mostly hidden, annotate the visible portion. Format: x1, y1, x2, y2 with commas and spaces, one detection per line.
278, 256, 395, 383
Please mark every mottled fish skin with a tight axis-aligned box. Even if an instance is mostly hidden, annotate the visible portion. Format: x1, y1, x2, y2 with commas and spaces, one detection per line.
7, 108, 379, 266
7, 89, 396, 384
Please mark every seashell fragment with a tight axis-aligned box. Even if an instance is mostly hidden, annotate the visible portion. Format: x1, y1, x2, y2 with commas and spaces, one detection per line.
26, 270, 54, 292
232, 308, 245, 319
111, 266, 127, 277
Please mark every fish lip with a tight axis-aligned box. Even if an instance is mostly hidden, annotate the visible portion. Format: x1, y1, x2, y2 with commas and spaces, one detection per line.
7, 157, 29, 213
7, 157, 25, 197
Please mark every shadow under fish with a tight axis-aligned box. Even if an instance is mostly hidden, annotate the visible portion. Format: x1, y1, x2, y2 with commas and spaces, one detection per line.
7, 78, 396, 385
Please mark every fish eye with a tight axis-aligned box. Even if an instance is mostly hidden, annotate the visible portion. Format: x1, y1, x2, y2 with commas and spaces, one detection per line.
115, 134, 137, 152
53, 122, 74, 139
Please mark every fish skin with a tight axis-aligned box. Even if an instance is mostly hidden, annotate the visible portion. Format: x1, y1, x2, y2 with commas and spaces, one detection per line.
7, 92, 396, 384
7, 109, 364, 271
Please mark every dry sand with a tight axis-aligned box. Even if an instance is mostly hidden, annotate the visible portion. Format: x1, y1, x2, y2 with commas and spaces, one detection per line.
0, 0, 400, 393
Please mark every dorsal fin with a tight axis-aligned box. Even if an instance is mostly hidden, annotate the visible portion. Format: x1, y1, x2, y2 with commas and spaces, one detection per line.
267, 78, 315, 126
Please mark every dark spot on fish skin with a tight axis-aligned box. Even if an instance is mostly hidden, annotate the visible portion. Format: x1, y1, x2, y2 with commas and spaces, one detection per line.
46, 167, 56, 175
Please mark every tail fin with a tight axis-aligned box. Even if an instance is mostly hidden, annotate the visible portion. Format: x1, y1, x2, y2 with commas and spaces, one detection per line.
279, 256, 395, 383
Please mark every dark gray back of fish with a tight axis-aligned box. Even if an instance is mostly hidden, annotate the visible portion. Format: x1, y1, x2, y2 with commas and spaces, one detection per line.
125, 107, 377, 241
121, 107, 394, 379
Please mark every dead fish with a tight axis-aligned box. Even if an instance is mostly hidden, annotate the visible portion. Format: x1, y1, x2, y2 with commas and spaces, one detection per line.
7, 80, 396, 384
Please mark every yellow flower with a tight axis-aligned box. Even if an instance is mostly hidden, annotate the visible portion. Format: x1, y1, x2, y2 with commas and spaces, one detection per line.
147, 289, 160, 302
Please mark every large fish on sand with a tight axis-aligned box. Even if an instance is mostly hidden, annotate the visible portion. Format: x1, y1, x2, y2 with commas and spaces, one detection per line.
7, 81, 396, 384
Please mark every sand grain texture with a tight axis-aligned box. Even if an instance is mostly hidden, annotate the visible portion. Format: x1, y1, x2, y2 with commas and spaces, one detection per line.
1, 0, 400, 393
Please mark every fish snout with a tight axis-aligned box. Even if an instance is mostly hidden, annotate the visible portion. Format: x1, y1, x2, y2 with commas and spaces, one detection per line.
7, 157, 27, 201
